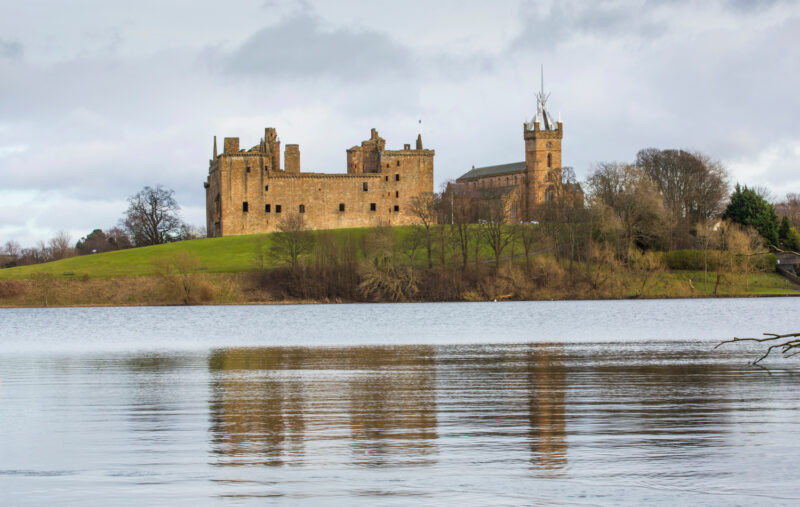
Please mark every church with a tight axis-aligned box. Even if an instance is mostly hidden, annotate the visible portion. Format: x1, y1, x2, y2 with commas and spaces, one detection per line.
456, 78, 582, 220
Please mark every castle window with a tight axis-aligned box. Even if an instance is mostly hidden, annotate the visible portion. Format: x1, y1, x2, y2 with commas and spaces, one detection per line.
396, 160, 400, 166
394, 205, 399, 212
242, 201, 249, 212
395, 174, 400, 181
276, 204, 282, 213
339, 203, 345, 212
385, 176, 388, 181
370, 203, 376, 211
547, 153, 552, 168
363, 182, 369, 192
265, 204, 271, 212
299, 204, 305, 213
265, 185, 269, 191
395, 191, 399, 198
246, 166, 251, 173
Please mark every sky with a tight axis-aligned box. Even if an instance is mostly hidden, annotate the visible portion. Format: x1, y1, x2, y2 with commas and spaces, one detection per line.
1, 0, 799, 246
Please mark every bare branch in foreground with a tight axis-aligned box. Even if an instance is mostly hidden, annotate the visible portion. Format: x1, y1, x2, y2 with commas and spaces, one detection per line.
715, 332, 800, 364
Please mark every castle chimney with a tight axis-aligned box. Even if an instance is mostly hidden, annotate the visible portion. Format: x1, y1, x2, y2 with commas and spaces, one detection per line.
213, 136, 217, 158
416, 134, 423, 150
285, 144, 300, 173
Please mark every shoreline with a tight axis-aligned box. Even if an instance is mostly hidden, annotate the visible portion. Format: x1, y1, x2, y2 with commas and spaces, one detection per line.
2, 291, 798, 310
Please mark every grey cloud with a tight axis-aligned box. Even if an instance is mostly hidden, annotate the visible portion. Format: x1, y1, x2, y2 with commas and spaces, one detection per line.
224, 14, 412, 80
513, 1, 666, 49
0, 39, 22, 60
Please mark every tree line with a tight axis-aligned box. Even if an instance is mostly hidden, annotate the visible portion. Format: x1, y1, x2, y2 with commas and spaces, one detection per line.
252, 148, 798, 302
1, 185, 204, 268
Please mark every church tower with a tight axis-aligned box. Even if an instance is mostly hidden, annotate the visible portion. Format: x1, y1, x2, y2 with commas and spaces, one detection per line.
523, 67, 563, 219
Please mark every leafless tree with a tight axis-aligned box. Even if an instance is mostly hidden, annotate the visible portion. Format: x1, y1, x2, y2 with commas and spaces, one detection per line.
587, 162, 666, 253
635, 149, 729, 248
122, 185, 183, 246
409, 192, 438, 268
478, 193, 513, 272
48, 231, 74, 260
268, 214, 315, 271
441, 183, 479, 270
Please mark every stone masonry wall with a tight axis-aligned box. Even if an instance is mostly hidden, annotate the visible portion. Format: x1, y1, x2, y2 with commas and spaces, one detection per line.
205, 129, 434, 236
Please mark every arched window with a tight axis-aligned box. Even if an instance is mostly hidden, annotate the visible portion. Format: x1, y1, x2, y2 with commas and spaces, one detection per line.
547, 153, 552, 168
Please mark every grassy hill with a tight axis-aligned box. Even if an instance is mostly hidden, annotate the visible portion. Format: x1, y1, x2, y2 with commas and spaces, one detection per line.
0, 227, 390, 280
0, 234, 275, 279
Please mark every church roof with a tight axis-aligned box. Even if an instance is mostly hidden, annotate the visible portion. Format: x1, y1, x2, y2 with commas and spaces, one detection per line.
456, 161, 526, 181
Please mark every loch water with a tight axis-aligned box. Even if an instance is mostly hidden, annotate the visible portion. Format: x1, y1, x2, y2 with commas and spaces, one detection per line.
1, 298, 799, 505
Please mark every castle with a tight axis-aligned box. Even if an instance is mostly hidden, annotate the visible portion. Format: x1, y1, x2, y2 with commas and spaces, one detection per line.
204, 128, 434, 236
456, 79, 581, 220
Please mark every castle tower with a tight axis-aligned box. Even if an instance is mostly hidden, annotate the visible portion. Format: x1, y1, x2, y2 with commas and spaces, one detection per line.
523, 67, 563, 219
264, 127, 280, 171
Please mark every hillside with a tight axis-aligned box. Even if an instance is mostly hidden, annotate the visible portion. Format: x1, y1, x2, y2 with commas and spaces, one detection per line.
0, 234, 274, 279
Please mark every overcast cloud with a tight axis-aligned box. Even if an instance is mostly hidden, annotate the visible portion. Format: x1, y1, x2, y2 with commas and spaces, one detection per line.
1, 0, 799, 246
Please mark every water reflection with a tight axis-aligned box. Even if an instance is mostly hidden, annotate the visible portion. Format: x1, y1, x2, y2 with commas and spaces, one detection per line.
208, 346, 438, 467
524, 345, 567, 473
3, 335, 800, 504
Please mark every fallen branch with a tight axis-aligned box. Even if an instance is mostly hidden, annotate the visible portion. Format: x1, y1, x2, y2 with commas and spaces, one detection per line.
715, 332, 800, 364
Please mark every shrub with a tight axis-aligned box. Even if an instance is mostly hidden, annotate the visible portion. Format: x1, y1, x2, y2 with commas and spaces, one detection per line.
0, 280, 24, 299
663, 249, 717, 270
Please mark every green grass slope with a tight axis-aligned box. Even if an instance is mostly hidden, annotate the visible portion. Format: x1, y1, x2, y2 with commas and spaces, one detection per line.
0, 226, 393, 280
0, 234, 275, 279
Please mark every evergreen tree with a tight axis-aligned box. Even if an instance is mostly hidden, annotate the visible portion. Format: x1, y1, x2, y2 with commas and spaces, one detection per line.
778, 216, 800, 251
722, 184, 779, 246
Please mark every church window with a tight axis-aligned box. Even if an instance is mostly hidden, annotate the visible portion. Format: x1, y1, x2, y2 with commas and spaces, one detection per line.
395, 174, 400, 181
265, 204, 271, 212
299, 204, 305, 213
370, 203, 376, 211
276, 204, 282, 213
394, 205, 399, 212
547, 153, 552, 168
242, 201, 249, 212
339, 203, 345, 212
363, 182, 369, 191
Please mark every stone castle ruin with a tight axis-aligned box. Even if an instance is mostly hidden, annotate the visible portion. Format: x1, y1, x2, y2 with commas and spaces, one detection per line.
204, 128, 434, 236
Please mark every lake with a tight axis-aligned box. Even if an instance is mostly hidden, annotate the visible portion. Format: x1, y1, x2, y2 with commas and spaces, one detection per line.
1, 298, 799, 505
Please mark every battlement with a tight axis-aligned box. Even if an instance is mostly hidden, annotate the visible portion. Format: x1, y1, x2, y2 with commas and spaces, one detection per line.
523, 121, 563, 140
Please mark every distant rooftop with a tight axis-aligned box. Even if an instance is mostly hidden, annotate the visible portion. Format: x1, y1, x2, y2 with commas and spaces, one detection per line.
456, 161, 526, 181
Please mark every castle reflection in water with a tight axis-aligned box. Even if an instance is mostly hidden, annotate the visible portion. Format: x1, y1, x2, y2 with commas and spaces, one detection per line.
207, 345, 568, 471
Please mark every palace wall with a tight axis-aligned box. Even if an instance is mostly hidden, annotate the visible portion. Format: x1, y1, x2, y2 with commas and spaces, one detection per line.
205, 129, 434, 236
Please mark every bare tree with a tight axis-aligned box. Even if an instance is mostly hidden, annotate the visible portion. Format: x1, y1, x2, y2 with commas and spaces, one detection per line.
48, 231, 74, 260
122, 185, 183, 246
478, 192, 513, 272
635, 149, 729, 248
268, 214, 315, 271
409, 192, 438, 268
586, 162, 666, 253
442, 183, 479, 271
